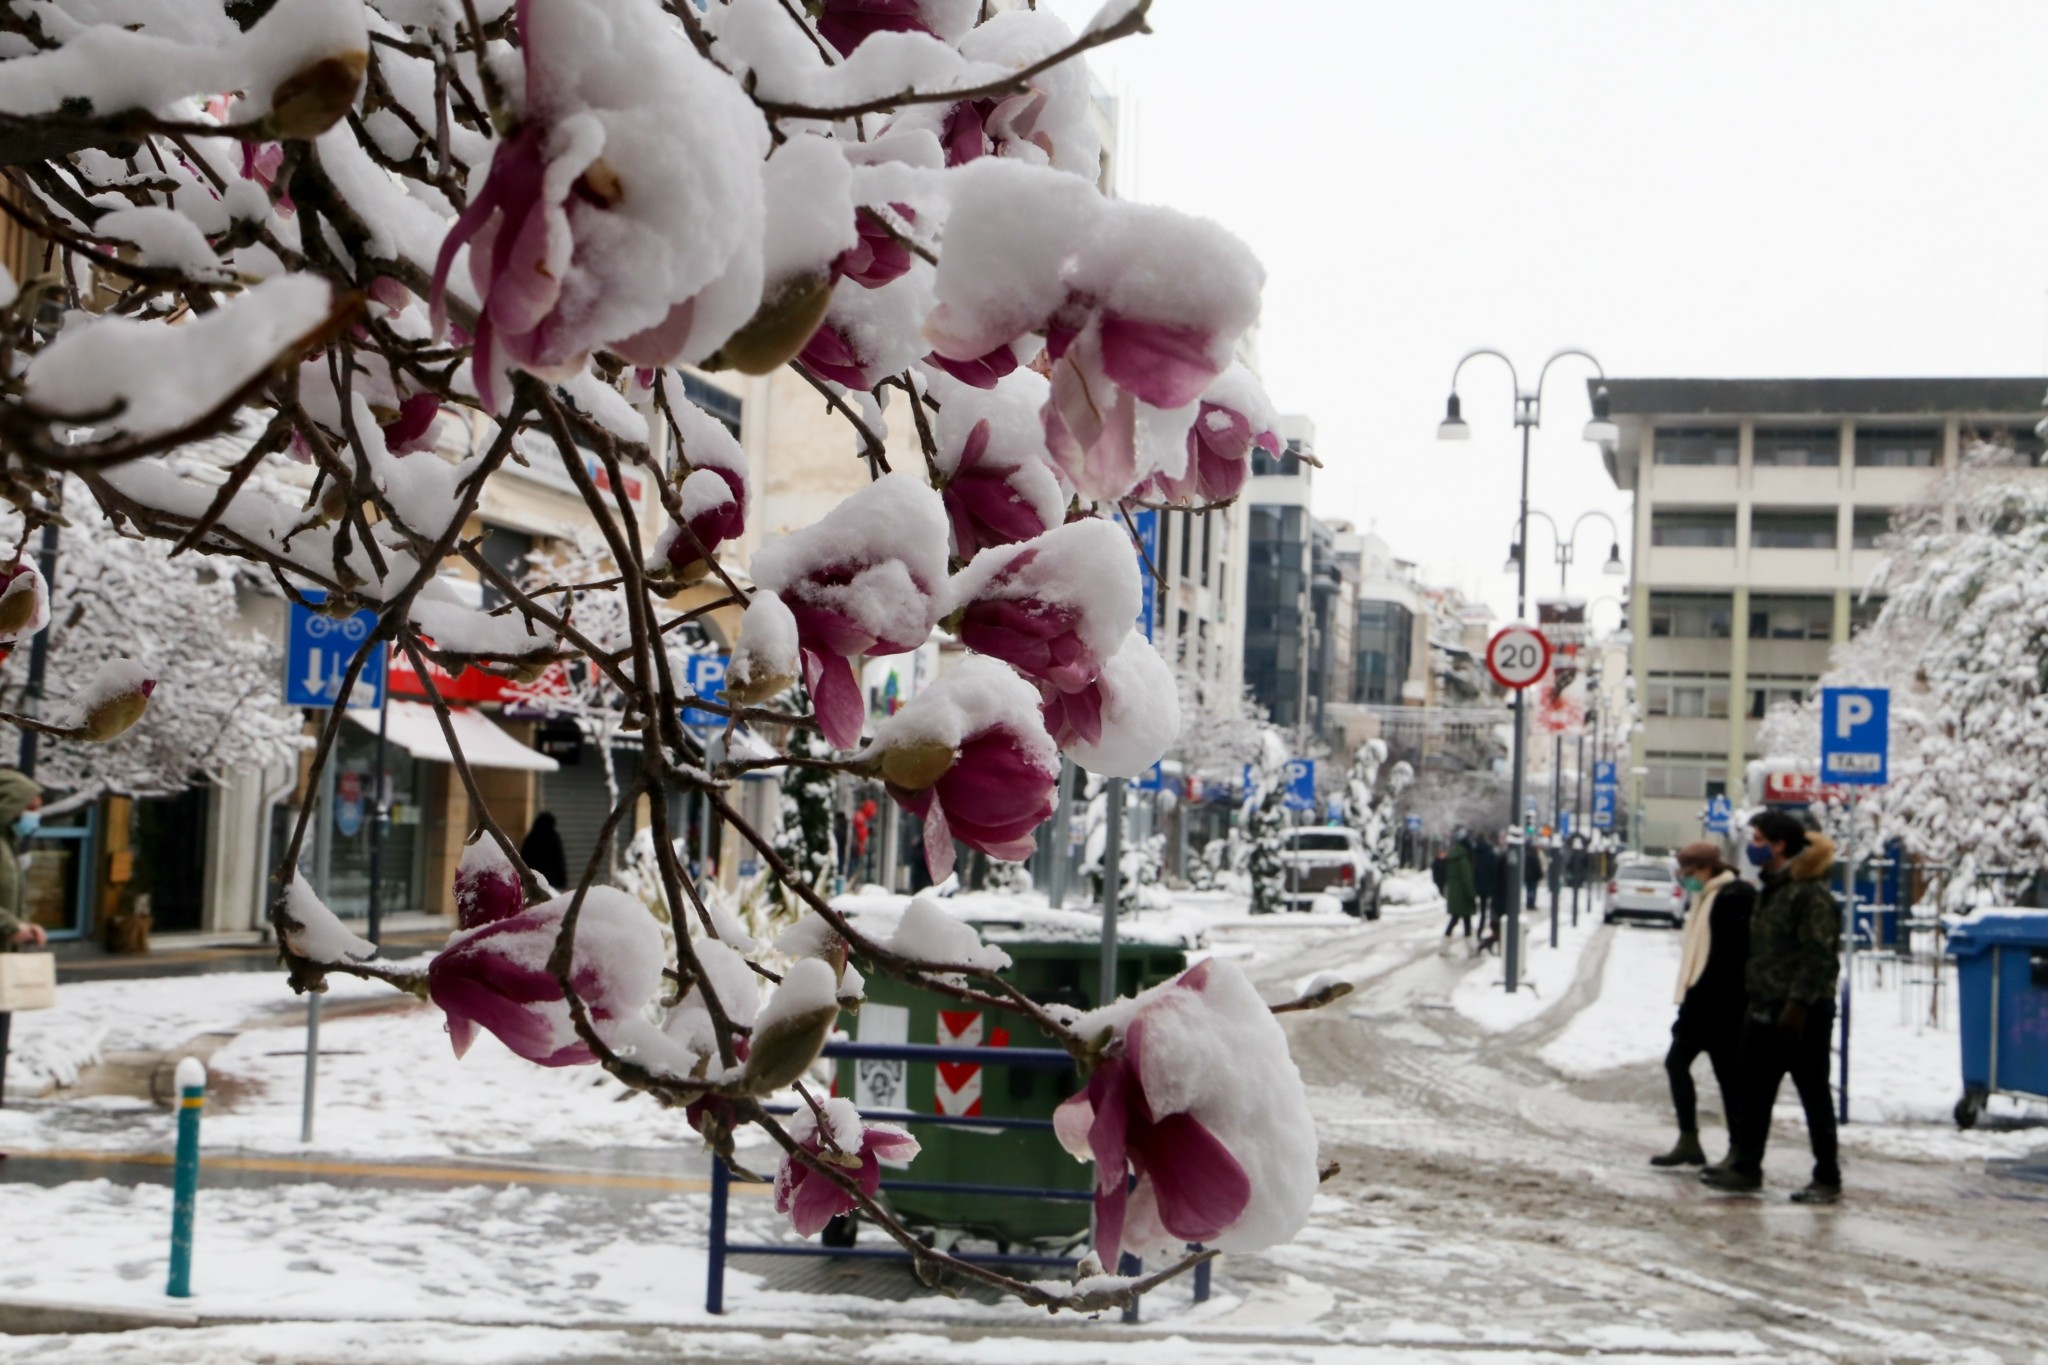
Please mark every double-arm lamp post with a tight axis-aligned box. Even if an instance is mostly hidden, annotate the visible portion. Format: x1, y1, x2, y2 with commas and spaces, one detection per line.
1437, 349, 1616, 992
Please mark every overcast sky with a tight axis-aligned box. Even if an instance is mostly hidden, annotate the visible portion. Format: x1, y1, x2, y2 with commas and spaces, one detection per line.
1046, 0, 2048, 622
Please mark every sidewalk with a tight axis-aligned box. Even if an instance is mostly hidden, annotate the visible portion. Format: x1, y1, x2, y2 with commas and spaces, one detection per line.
48, 917, 445, 981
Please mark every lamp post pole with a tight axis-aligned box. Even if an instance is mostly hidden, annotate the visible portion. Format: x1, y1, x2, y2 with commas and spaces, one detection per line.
1438, 350, 1615, 992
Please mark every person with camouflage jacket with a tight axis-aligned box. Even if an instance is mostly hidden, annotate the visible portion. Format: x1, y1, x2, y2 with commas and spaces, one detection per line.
1703, 809, 1842, 1203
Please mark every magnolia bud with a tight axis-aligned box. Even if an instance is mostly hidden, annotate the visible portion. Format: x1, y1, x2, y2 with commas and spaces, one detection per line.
724, 592, 798, 705
264, 51, 370, 140
706, 274, 834, 376
73, 661, 156, 742
0, 563, 50, 642
880, 741, 955, 793
740, 959, 840, 1095
455, 837, 526, 927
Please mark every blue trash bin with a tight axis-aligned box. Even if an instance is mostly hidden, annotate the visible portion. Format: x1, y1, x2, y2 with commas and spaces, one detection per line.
1946, 911, 2048, 1128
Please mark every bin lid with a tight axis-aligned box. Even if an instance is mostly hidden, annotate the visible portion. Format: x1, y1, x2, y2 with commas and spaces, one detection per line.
1946, 909, 2048, 956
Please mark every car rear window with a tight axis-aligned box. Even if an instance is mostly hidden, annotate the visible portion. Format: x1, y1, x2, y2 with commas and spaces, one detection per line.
1618, 864, 1672, 882
1286, 832, 1353, 852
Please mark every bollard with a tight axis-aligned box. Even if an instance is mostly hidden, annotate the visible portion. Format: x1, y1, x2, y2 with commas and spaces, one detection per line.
166, 1056, 205, 1298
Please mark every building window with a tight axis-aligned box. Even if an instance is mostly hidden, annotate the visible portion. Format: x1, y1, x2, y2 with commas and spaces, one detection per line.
1851, 509, 1893, 550
1965, 422, 2046, 467
1354, 600, 1414, 705
1253, 439, 1303, 478
1651, 509, 1737, 548
1748, 675, 1817, 719
1854, 426, 1940, 468
1752, 426, 1840, 467
1653, 427, 1738, 466
1644, 756, 1727, 801
1747, 595, 1833, 641
1648, 593, 1732, 639
680, 373, 743, 439
477, 525, 534, 608
1750, 510, 1837, 550
1646, 674, 1731, 720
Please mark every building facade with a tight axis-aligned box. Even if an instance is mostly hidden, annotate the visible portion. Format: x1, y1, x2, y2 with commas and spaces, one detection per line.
1599, 377, 2045, 852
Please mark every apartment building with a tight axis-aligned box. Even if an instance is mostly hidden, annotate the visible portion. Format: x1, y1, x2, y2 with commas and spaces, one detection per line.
1598, 377, 2045, 852
1244, 417, 1319, 734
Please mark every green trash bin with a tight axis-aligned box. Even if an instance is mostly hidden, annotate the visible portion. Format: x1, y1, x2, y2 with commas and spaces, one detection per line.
835, 928, 1189, 1248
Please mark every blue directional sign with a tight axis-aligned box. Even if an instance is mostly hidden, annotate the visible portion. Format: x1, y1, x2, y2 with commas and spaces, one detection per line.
1136, 762, 1164, 792
286, 595, 384, 709
682, 654, 730, 730
1704, 793, 1733, 833
1820, 686, 1889, 786
1406, 814, 1423, 833
1130, 508, 1160, 643
1283, 758, 1317, 812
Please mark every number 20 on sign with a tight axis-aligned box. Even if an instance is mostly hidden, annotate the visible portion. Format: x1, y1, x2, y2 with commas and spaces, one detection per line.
1486, 624, 1553, 691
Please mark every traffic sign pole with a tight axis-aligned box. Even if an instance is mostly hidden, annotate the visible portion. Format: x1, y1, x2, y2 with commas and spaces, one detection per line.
1487, 624, 1553, 994
1819, 687, 1889, 1129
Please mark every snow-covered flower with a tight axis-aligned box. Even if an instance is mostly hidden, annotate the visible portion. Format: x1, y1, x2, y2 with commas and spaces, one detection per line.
0, 560, 51, 644
1055, 959, 1317, 1266
795, 321, 879, 391
814, 0, 972, 58
1043, 633, 1181, 778
379, 392, 442, 456
774, 1094, 920, 1236
651, 390, 753, 578
427, 888, 662, 1067
867, 656, 1060, 879
931, 370, 1067, 556
71, 661, 156, 742
1148, 365, 1281, 507
429, 0, 770, 409
749, 474, 949, 749
455, 838, 525, 928
834, 206, 917, 290
950, 519, 1137, 707
724, 591, 800, 705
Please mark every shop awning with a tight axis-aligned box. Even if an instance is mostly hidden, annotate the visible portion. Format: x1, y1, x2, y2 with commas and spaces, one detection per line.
345, 700, 560, 772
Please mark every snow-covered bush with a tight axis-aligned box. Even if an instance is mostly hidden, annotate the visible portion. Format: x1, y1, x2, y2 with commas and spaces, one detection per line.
0, 0, 1326, 1310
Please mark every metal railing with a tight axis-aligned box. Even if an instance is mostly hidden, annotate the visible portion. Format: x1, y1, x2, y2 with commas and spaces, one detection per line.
706, 1040, 1211, 1319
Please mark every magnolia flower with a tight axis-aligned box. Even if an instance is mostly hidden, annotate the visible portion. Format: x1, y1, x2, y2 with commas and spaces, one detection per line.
429, 0, 769, 408
750, 475, 949, 749
658, 467, 746, 577
455, 838, 525, 928
380, 392, 442, 456
1042, 317, 1222, 502
922, 344, 1019, 390
939, 418, 1055, 554
795, 322, 879, 391
774, 1095, 920, 1236
868, 657, 1061, 879
1149, 366, 1281, 506
814, 0, 966, 58
427, 888, 661, 1067
834, 205, 916, 290
71, 661, 156, 742
1055, 961, 1251, 1265
0, 561, 50, 644
951, 520, 1137, 708
1044, 633, 1179, 779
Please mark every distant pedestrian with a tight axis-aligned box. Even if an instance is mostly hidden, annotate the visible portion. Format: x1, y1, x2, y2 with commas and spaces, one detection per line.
1430, 848, 1448, 895
1523, 843, 1544, 909
1443, 835, 1477, 941
0, 768, 46, 950
1651, 842, 1754, 1169
1472, 837, 1500, 927
1703, 811, 1843, 1204
520, 811, 569, 892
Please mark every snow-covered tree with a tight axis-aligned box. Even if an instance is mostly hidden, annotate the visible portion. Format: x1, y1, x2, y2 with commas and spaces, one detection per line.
1344, 738, 1412, 874
0, 481, 303, 803
1245, 728, 1292, 914
0, 0, 1328, 1305
771, 724, 837, 921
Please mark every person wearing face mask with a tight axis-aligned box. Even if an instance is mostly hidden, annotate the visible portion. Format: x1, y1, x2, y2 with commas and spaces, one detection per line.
1650, 842, 1754, 1168
0, 768, 46, 951
1702, 809, 1842, 1203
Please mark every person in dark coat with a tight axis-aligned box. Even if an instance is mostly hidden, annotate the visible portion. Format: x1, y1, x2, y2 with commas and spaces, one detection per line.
1651, 841, 1754, 1168
1522, 843, 1544, 909
1430, 848, 1449, 894
1472, 836, 1500, 928
1703, 811, 1843, 1204
520, 811, 570, 892
1442, 836, 1477, 940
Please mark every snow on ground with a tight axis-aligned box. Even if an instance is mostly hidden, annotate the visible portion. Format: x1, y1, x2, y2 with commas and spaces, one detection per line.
1539, 923, 1683, 1077
1, 971, 388, 1101
1449, 893, 1604, 1033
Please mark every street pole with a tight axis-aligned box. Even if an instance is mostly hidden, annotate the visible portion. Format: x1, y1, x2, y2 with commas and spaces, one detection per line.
1097, 777, 1125, 1006
1838, 796, 1856, 1125
1572, 730, 1587, 926
1549, 732, 1563, 948
365, 678, 389, 949
1044, 759, 1072, 909
1506, 418, 1531, 992
301, 759, 332, 1144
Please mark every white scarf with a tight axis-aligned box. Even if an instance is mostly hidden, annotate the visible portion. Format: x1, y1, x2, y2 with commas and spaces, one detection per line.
1675, 870, 1733, 1004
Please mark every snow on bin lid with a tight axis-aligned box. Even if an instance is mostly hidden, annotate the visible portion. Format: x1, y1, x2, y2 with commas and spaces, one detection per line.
1945, 909, 2048, 954
831, 890, 1203, 950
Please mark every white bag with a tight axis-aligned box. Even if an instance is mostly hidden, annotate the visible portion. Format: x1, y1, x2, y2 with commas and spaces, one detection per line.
0, 951, 56, 1011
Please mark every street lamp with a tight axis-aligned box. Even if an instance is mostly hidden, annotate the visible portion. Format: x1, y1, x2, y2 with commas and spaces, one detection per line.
1514, 508, 1627, 594
1435, 346, 1610, 993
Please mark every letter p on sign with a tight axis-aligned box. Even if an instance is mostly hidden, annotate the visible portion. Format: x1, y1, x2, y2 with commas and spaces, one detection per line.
1836, 693, 1873, 739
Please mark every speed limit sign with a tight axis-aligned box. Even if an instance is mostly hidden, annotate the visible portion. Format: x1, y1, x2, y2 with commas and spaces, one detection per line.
1486, 624, 1552, 691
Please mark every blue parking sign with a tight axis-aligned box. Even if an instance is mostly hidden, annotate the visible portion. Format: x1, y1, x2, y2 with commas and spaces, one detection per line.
682, 654, 729, 730
286, 595, 384, 709
1592, 785, 1616, 829
1283, 759, 1316, 812
1820, 687, 1889, 786
1130, 508, 1159, 643
1594, 761, 1616, 785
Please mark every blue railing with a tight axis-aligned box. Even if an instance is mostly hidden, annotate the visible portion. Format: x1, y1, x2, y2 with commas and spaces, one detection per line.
705, 1039, 1211, 1319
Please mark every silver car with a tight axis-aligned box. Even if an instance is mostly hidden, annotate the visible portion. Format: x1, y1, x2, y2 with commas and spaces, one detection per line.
1604, 858, 1688, 927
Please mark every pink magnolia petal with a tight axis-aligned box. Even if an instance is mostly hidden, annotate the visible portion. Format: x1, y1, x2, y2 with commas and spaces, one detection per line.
865, 1126, 920, 1162
924, 345, 1018, 390
1054, 1091, 1096, 1161
1131, 1111, 1252, 1245
922, 802, 957, 882
612, 296, 698, 367
1094, 1167, 1130, 1267
807, 650, 867, 750
1097, 315, 1223, 410
786, 1161, 857, 1236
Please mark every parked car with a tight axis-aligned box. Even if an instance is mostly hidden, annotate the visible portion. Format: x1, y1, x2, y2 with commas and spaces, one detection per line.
1276, 828, 1381, 919
1604, 858, 1688, 927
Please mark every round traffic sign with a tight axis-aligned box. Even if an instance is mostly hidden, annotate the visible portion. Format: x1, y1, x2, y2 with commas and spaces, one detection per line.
1486, 624, 1552, 691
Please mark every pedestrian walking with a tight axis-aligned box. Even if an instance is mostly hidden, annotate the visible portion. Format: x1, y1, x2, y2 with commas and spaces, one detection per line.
1523, 842, 1544, 910
1443, 835, 1477, 941
1473, 836, 1500, 929
0, 769, 46, 950
1651, 841, 1753, 1168
1703, 810, 1843, 1203
1430, 847, 1448, 895
520, 811, 570, 892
